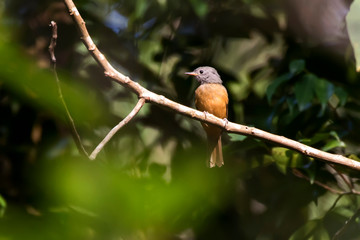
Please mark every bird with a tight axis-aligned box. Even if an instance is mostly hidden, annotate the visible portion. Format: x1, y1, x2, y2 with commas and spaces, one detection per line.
185, 66, 228, 168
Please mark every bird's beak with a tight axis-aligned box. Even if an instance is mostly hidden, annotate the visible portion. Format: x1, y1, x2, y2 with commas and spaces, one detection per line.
185, 72, 198, 76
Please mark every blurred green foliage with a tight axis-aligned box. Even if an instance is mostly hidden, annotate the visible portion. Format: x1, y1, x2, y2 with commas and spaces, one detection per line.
1, 0, 360, 239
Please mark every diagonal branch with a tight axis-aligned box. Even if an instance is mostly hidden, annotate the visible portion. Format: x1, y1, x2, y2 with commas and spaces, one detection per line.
89, 98, 146, 160
63, 0, 360, 171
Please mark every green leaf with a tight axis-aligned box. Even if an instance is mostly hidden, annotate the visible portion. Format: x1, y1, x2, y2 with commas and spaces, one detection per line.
348, 154, 360, 161
334, 87, 348, 106
300, 131, 345, 152
289, 152, 307, 168
290, 220, 330, 240
266, 73, 292, 102
272, 147, 291, 174
0, 194, 6, 218
295, 74, 316, 111
0, 195, 6, 209
314, 78, 334, 104
346, 0, 360, 71
286, 97, 295, 115
138, 40, 162, 73
299, 133, 329, 145
331, 206, 355, 219
322, 140, 345, 152
135, 0, 149, 19
289, 59, 305, 75
188, 0, 208, 18
329, 131, 341, 142
306, 168, 316, 185
228, 133, 247, 142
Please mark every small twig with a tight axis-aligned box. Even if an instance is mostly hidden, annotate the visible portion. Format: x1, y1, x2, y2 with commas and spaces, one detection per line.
48, 21, 89, 158
292, 169, 360, 214
332, 208, 360, 240
328, 164, 354, 192
89, 98, 146, 160
49, 21, 57, 63
327, 193, 352, 213
292, 169, 344, 195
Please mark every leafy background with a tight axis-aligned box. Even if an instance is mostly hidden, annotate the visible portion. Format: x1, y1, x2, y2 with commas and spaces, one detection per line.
1, 0, 360, 239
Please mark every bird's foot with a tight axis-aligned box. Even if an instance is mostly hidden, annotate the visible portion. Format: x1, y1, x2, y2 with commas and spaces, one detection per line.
223, 118, 229, 129
203, 111, 210, 120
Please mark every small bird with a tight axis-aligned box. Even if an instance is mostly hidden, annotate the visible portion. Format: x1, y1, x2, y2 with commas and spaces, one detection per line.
185, 66, 228, 167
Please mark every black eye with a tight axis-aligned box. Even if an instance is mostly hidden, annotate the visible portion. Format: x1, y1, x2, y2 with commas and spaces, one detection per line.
199, 70, 204, 74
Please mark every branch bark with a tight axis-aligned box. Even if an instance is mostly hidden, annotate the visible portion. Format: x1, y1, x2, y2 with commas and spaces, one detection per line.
62, 0, 360, 171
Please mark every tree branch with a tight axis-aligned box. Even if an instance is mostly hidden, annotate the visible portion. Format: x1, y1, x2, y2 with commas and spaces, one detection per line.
48, 20, 89, 158
292, 169, 345, 195
63, 0, 360, 171
327, 164, 355, 193
89, 98, 146, 160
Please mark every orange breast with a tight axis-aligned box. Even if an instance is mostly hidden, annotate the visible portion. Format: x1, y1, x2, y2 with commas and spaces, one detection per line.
195, 84, 228, 138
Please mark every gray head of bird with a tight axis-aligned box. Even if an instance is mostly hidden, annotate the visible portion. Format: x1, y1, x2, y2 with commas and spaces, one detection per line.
185, 66, 222, 84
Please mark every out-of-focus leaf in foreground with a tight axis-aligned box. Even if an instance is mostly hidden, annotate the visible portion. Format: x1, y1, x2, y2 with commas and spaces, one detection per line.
0, 155, 229, 239
0, 194, 6, 218
50, 159, 226, 228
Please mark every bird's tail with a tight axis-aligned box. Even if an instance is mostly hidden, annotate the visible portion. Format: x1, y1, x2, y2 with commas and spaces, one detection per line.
209, 136, 224, 168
